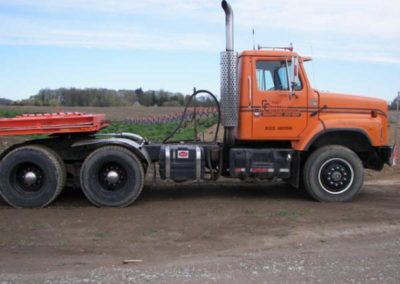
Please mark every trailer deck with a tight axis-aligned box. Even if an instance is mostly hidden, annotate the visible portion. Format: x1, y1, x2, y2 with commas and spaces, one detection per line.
0, 112, 108, 136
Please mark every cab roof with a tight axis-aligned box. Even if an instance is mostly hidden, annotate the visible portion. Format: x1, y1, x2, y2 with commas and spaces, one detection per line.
239, 50, 312, 61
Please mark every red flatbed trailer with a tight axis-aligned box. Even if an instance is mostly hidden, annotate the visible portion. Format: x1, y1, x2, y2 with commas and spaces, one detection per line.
0, 112, 109, 136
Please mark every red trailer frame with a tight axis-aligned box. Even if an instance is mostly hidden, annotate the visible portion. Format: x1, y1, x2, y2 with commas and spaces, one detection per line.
0, 112, 108, 136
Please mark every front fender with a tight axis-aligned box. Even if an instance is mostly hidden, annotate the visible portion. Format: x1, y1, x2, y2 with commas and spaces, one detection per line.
72, 138, 152, 166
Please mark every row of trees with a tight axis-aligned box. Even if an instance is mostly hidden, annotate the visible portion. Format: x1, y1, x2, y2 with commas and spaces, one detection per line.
11, 89, 399, 109
389, 97, 400, 110
13, 88, 216, 107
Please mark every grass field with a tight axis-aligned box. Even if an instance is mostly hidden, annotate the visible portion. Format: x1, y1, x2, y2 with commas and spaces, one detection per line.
101, 116, 219, 141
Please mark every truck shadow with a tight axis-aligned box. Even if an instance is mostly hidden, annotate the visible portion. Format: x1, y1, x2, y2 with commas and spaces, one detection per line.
0, 182, 310, 208
140, 182, 309, 203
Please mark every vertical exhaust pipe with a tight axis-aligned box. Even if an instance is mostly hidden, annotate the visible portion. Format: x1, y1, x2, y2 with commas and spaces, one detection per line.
220, 0, 238, 144
222, 0, 234, 51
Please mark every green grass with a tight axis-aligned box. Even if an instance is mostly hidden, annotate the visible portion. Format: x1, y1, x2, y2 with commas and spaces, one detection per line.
0, 108, 23, 118
244, 208, 257, 216
94, 231, 108, 239
101, 115, 218, 142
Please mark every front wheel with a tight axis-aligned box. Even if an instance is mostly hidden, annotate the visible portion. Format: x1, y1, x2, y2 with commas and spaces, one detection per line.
303, 145, 364, 202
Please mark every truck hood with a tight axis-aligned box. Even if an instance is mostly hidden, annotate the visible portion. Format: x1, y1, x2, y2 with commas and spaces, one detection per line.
318, 92, 388, 114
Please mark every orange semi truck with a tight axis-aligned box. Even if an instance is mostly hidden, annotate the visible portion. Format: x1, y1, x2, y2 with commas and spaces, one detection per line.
0, 1, 396, 208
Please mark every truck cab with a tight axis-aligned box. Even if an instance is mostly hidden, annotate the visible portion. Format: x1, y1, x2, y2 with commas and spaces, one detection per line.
236, 49, 390, 164
237, 50, 311, 141
237, 49, 387, 146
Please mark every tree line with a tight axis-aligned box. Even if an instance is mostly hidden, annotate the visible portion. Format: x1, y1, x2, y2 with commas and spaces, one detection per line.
9, 88, 216, 107
3, 88, 399, 109
389, 97, 400, 111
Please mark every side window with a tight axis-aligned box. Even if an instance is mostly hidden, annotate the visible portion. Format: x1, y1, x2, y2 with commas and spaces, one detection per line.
256, 60, 302, 91
256, 69, 274, 91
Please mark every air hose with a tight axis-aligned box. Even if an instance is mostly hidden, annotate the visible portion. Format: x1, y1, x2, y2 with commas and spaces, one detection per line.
162, 89, 221, 143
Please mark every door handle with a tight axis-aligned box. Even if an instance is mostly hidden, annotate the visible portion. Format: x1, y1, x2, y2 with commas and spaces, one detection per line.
248, 75, 252, 108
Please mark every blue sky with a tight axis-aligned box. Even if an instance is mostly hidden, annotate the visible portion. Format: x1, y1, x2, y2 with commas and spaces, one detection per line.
0, 0, 399, 102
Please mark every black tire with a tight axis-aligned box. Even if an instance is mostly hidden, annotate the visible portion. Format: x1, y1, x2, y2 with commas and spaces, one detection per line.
303, 145, 364, 202
80, 146, 145, 207
0, 145, 66, 208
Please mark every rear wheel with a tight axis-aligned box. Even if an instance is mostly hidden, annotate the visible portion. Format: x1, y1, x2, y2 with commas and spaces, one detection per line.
303, 145, 364, 202
80, 146, 145, 207
0, 145, 66, 208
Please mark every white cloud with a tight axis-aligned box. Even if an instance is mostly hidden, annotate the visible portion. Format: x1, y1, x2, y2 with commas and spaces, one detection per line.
234, 0, 400, 64
0, 0, 217, 15
3, 0, 397, 39
0, 0, 399, 64
234, 0, 400, 39
0, 13, 219, 51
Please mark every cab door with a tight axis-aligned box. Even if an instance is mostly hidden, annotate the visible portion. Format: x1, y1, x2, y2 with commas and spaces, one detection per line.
251, 58, 308, 140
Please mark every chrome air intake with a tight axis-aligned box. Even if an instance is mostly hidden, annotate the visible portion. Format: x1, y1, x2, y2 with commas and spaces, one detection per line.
220, 51, 238, 127
221, 0, 238, 129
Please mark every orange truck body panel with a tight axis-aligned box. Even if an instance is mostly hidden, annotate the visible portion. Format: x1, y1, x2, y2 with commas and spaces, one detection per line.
236, 50, 388, 151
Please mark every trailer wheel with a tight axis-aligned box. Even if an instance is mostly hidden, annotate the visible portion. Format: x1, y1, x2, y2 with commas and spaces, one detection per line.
303, 145, 364, 202
0, 146, 66, 208
80, 146, 145, 207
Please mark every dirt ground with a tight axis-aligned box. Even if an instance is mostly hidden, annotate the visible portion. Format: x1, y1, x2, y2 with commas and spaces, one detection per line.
0, 111, 399, 283
0, 178, 399, 283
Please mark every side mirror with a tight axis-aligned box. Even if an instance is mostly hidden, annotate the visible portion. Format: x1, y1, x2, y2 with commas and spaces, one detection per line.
290, 56, 299, 97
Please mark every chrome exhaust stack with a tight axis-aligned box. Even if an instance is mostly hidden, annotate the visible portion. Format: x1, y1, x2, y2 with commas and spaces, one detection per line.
222, 0, 234, 52
220, 0, 238, 143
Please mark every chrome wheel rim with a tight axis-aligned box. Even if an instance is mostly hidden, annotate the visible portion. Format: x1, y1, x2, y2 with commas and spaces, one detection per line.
318, 158, 354, 195
98, 162, 127, 191
13, 163, 45, 193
